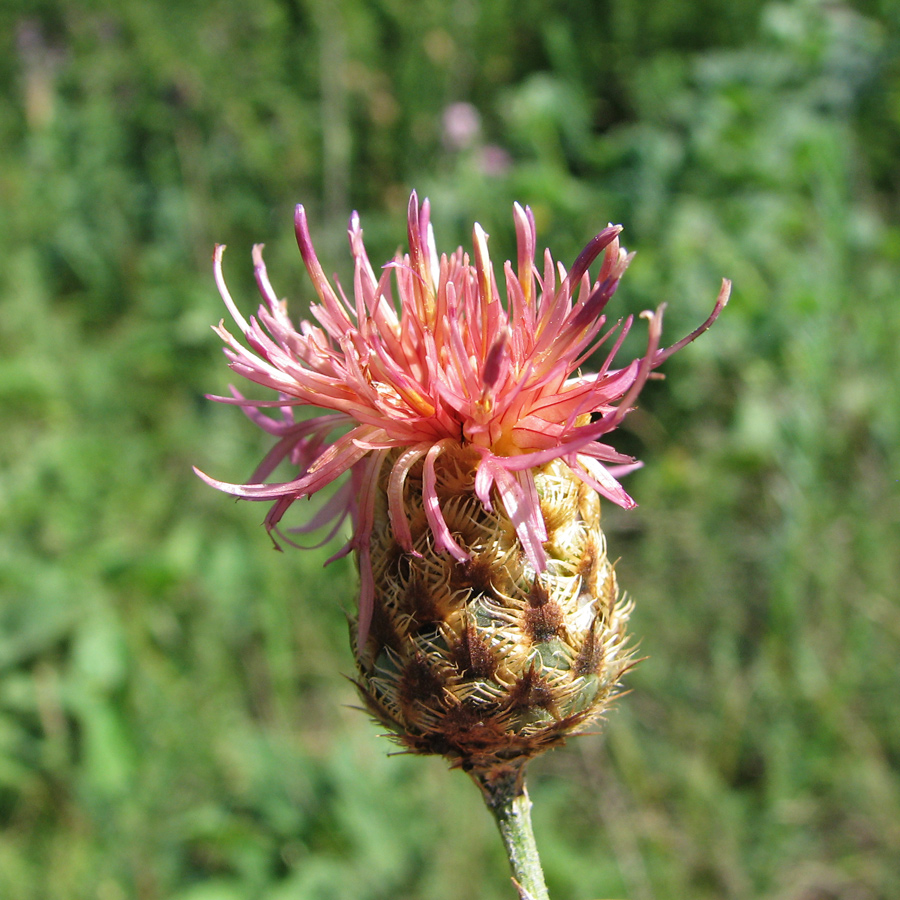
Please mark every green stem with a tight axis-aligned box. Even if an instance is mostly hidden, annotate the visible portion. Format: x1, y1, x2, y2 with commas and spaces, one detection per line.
473, 765, 550, 900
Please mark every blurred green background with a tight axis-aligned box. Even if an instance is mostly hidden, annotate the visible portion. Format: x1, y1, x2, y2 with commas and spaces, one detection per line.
1, 0, 899, 898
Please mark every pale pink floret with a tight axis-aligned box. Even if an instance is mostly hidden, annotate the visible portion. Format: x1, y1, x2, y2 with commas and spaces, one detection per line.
197, 193, 729, 637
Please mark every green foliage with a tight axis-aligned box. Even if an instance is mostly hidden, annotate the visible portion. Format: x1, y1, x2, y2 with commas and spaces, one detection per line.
1, 0, 898, 898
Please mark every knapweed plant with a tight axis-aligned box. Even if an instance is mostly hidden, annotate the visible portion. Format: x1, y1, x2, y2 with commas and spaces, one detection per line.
197, 194, 728, 899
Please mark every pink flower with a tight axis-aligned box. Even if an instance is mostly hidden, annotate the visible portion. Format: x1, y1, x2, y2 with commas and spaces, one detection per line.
197, 193, 729, 635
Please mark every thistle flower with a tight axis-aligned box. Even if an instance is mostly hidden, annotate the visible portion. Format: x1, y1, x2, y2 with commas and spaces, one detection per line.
197, 194, 728, 780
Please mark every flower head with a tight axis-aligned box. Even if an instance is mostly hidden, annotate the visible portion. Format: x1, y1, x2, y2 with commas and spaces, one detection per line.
197, 193, 729, 640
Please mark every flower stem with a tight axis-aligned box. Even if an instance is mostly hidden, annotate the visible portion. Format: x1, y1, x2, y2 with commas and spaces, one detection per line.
473, 765, 550, 900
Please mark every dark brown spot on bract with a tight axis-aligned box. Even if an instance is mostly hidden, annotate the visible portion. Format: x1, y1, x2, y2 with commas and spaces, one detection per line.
573, 618, 605, 676
367, 597, 403, 655
382, 540, 405, 577
524, 602, 564, 643
576, 538, 596, 580
450, 556, 495, 596
527, 578, 550, 608
398, 653, 446, 712
415, 701, 509, 760
452, 624, 498, 679
524, 579, 563, 642
402, 570, 443, 631
505, 666, 556, 714
441, 702, 485, 732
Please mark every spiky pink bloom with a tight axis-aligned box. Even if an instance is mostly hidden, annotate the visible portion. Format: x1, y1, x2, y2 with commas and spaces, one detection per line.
197, 193, 729, 637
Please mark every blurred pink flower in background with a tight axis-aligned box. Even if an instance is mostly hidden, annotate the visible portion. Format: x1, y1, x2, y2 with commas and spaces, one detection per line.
442, 101, 481, 151
479, 144, 512, 176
